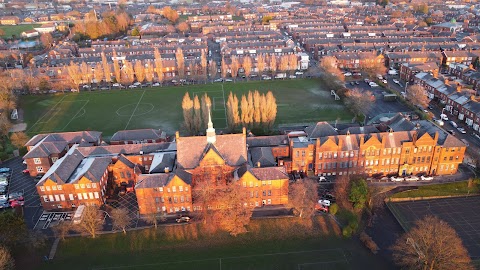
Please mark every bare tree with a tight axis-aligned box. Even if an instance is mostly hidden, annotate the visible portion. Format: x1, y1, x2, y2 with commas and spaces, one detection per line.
182, 92, 194, 134
144, 211, 166, 229
76, 206, 104, 239
319, 56, 344, 82
200, 50, 207, 83
333, 175, 352, 210
215, 183, 253, 236
121, 60, 135, 85
0, 246, 14, 270
253, 90, 262, 125
269, 55, 277, 77
242, 56, 252, 80
192, 168, 225, 227
288, 54, 298, 75
193, 95, 202, 135
209, 60, 217, 82
264, 91, 277, 129
40, 33, 53, 48
344, 88, 375, 118
144, 60, 154, 83
359, 53, 386, 78
134, 61, 146, 83
221, 57, 228, 79
93, 63, 104, 85
79, 62, 90, 85
406, 84, 429, 109
110, 208, 131, 234
230, 56, 239, 82
154, 48, 164, 85
162, 6, 179, 23
175, 47, 185, 80
288, 179, 318, 218
226, 92, 240, 131
66, 62, 82, 90
101, 52, 111, 83
391, 215, 474, 270
113, 58, 121, 83
51, 221, 71, 240
246, 92, 254, 128
240, 95, 250, 127
257, 54, 265, 77
279, 55, 289, 76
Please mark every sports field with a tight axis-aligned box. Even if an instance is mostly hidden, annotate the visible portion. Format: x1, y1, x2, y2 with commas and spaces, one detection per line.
20, 79, 354, 137
0, 24, 40, 38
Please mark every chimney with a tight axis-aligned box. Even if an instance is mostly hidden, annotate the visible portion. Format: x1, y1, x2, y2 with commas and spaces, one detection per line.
164, 167, 169, 173
175, 131, 179, 140
456, 84, 461, 92
432, 69, 439, 78
257, 162, 261, 168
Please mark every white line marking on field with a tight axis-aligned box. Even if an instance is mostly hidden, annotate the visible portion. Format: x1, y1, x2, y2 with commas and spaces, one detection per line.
220, 84, 228, 129
26, 95, 67, 133
61, 100, 90, 131
124, 90, 146, 130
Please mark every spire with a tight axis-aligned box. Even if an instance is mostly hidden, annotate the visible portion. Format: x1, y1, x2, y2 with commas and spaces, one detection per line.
206, 104, 216, 144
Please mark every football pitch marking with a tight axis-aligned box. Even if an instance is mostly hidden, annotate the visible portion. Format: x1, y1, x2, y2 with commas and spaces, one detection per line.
26, 95, 67, 133
124, 90, 146, 130
61, 100, 90, 131
91, 248, 348, 270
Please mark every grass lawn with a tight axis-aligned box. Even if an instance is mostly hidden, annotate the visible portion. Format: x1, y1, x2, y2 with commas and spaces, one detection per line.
390, 180, 480, 199
20, 79, 354, 138
33, 216, 391, 270
0, 24, 40, 38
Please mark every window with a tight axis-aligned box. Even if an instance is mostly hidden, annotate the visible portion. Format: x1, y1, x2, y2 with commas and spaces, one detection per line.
92, 183, 97, 188
69, 194, 74, 200
268, 190, 271, 196
179, 186, 183, 192
36, 166, 44, 173
74, 184, 79, 189
46, 186, 51, 191
185, 186, 189, 191
83, 193, 88, 199
43, 195, 49, 202
250, 182, 253, 187
161, 197, 164, 203
86, 183, 91, 188
80, 184, 85, 189
268, 180, 272, 185
174, 197, 178, 203
78, 193, 83, 200
49, 195, 54, 202
58, 185, 62, 190
155, 197, 160, 203
60, 194, 65, 201
172, 186, 176, 192
167, 188, 171, 192
262, 190, 266, 196
40, 186, 45, 191
34, 158, 41, 164
159, 187, 163, 192
52, 185, 57, 191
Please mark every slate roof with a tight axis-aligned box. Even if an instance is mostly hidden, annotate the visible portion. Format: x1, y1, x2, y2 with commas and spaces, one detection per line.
135, 173, 171, 189
25, 131, 101, 147
77, 142, 176, 157
246, 135, 288, 147
250, 147, 276, 167
37, 147, 84, 185
386, 113, 416, 132
67, 157, 111, 184
176, 133, 247, 169
110, 129, 166, 142
149, 152, 176, 173
23, 141, 67, 158
305, 122, 338, 138
116, 154, 136, 169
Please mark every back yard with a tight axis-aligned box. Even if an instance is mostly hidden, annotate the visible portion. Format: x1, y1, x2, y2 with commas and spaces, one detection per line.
20, 79, 354, 138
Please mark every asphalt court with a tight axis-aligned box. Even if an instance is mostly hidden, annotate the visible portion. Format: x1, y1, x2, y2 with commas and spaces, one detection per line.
390, 196, 480, 259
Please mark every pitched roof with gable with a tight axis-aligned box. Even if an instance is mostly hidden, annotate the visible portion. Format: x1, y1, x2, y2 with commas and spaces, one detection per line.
25, 131, 101, 147
116, 154, 136, 169
250, 147, 276, 167
77, 142, 176, 157
386, 113, 416, 132
246, 135, 288, 147
176, 133, 247, 169
149, 152, 176, 173
135, 173, 171, 189
305, 122, 338, 138
110, 129, 166, 142
24, 141, 68, 158
68, 157, 111, 184
37, 147, 84, 185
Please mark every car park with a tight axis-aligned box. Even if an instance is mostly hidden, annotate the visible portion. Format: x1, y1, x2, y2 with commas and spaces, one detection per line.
390, 176, 404, 182
405, 175, 419, 181
420, 175, 434, 181
0, 185, 7, 200
318, 199, 331, 206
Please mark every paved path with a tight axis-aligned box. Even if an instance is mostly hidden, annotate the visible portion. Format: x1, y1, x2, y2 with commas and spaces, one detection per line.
48, 238, 60, 260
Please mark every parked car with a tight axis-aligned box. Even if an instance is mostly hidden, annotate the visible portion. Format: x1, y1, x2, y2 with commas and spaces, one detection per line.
289, 75, 297, 79
447, 130, 455, 135
315, 203, 329, 213
152, 83, 160, 86
420, 175, 434, 181
405, 175, 419, 181
0, 177, 8, 186
22, 169, 29, 174
354, 81, 360, 85
295, 71, 304, 75
369, 82, 378, 87
133, 82, 141, 86
128, 85, 137, 89
0, 199, 9, 209
262, 76, 272, 80
390, 176, 404, 182
440, 114, 448, 121
457, 127, 466, 134
318, 176, 328, 182
393, 79, 400, 84
176, 216, 191, 223
382, 79, 388, 84
224, 79, 233, 82
318, 199, 331, 206
213, 78, 223, 82
0, 185, 7, 200
344, 72, 352, 77
321, 194, 336, 202
0, 168, 11, 174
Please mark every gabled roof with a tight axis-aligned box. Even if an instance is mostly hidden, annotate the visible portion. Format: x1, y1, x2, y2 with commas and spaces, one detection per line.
135, 173, 172, 189
250, 147, 276, 167
110, 129, 166, 142
23, 141, 67, 158
116, 154, 136, 169
305, 122, 338, 138
25, 131, 101, 147
176, 133, 247, 169
68, 157, 111, 184
149, 152, 176, 174
37, 147, 85, 185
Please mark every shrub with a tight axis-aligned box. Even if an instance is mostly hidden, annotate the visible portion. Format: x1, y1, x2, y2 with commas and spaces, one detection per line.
342, 226, 353, 238
359, 232, 379, 254
329, 203, 338, 215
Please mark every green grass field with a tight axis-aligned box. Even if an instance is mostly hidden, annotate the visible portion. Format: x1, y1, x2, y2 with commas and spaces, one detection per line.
0, 24, 40, 38
20, 79, 354, 137
31, 217, 391, 270
390, 180, 480, 199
